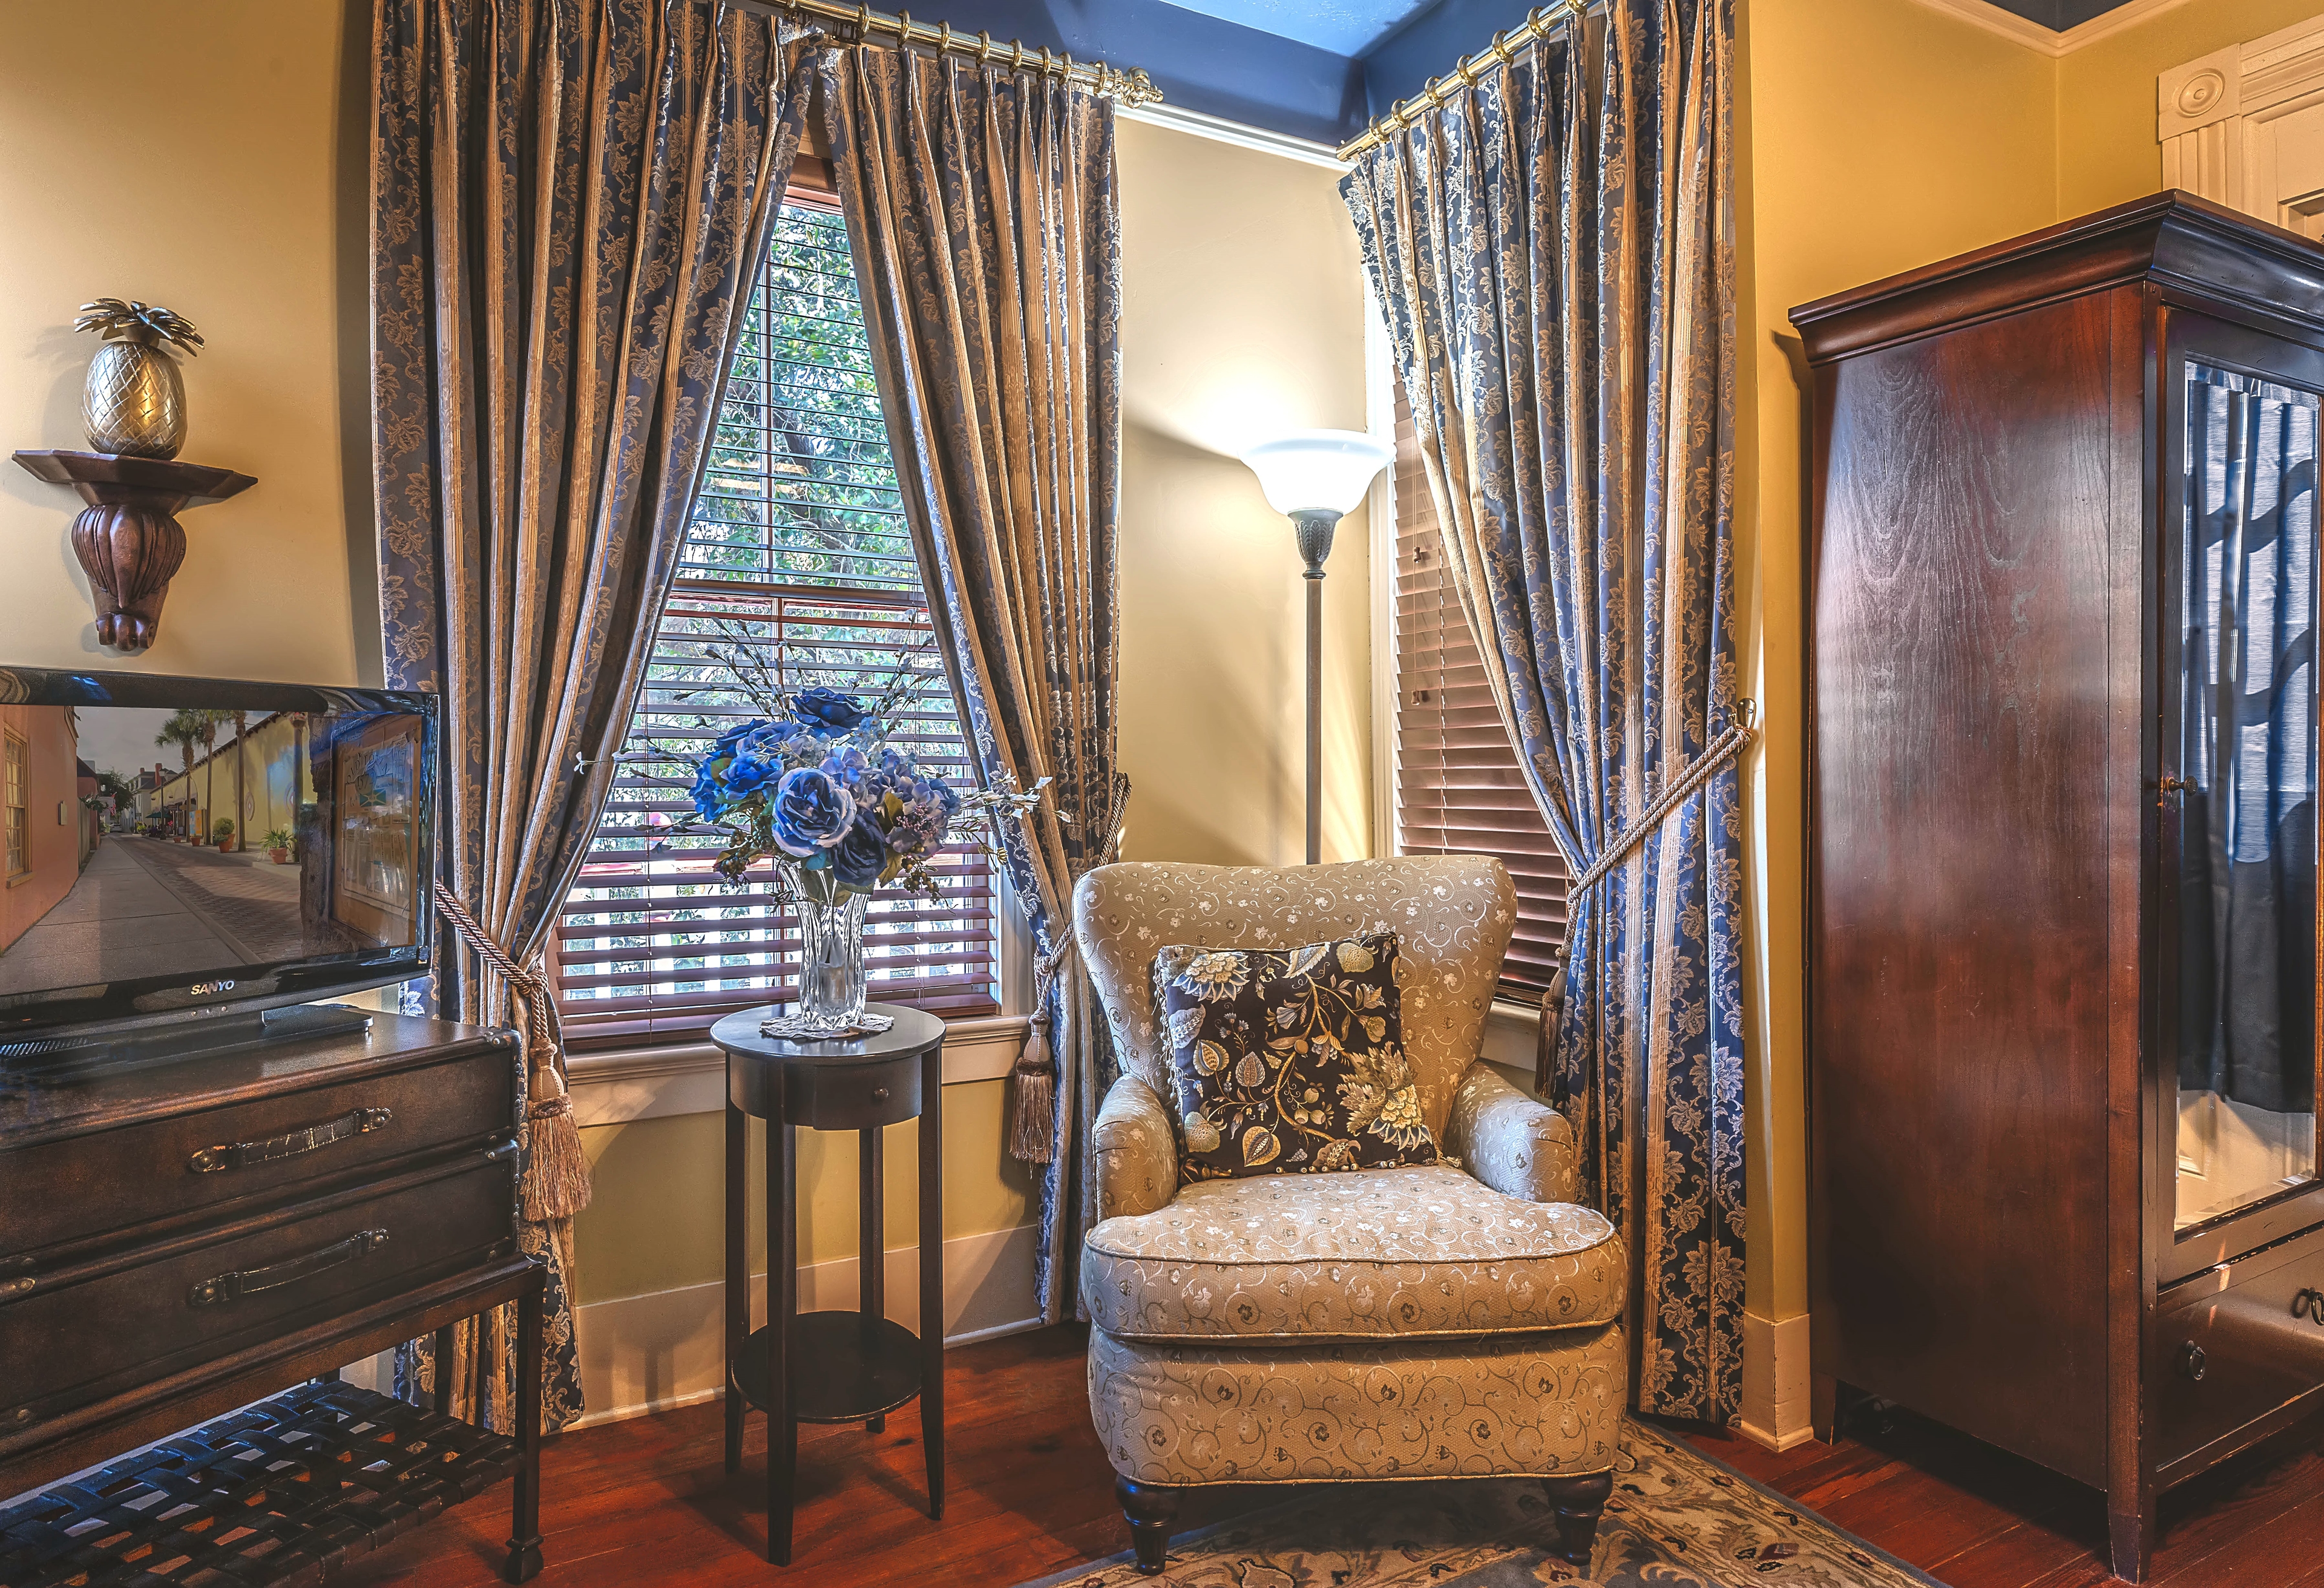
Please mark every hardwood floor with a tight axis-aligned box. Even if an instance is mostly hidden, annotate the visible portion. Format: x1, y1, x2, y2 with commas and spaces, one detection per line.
335, 1324, 2324, 1587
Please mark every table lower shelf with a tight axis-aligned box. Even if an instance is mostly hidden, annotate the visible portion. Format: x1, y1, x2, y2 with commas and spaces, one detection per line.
733, 1311, 924, 1425
0, 1378, 525, 1588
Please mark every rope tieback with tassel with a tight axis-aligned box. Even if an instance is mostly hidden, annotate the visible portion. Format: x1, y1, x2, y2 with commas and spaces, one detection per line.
432, 881, 592, 1223
1007, 772, 1132, 1167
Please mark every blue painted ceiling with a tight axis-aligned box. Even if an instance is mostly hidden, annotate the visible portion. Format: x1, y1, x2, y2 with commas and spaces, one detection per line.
910, 0, 2142, 151
1156, 0, 1439, 56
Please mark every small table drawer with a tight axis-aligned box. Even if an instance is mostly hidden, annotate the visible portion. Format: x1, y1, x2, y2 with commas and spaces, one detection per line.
729, 1051, 922, 1130
0, 1146, 518, 1427
0, 1051, 519, 1267
2153, 1228, 2324, 1471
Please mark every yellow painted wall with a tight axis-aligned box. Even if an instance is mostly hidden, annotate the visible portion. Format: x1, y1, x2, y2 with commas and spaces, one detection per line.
1114, 118, 1375, 867
0, 0, 373, 684
1736, 0, 2061, 1323
1738, 0, 2316, 1330
574, 1079, 1031, 1306
2059, 0, 2324, 216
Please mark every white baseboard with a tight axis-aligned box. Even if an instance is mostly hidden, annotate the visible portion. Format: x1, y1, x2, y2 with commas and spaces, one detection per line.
1740, 1309, 1814, 1452
568, 1222, 1043, 1430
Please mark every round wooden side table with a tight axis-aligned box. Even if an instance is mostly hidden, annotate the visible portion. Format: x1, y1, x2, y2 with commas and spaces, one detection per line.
710, 1003, 947, 1567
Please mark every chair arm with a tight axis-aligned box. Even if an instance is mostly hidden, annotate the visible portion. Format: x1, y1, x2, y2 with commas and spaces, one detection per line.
1093, 1072, 1178, 1221
1443, 1059, 1578, 1204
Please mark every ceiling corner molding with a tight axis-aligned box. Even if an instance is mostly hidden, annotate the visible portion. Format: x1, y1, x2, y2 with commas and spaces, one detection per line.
1119, 99, 1352, 171
1908, 0, 2202, 59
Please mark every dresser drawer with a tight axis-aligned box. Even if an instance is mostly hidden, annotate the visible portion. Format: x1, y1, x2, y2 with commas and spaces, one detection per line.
0, 1146, 517, 1424
2152, 1228, 2324, 1471
0, 1049, 519, 1267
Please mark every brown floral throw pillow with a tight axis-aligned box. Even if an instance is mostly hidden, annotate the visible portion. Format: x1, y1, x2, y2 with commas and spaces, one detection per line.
1153, 930, 1437, 1184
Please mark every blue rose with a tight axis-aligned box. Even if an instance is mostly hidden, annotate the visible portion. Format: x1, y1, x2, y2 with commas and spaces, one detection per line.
770, 767, 855, 857
792, 686, 869, 735
830, 810, 894, 890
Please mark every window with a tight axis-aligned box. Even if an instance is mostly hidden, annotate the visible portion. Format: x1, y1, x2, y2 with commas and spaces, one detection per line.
555, 196, 1000, 1046
1389, 381, 1571, 994
4, 732, 24, 881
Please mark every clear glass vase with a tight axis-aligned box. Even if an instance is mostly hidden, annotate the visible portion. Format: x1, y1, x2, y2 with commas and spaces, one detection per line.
790, 885, 872, 1035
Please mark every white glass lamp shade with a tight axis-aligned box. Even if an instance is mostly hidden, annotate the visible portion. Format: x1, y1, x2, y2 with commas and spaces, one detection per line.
1239, 429, 1394, 517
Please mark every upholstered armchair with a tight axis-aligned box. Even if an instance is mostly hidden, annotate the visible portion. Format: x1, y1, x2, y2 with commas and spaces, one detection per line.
1072, 856, 1626, 1575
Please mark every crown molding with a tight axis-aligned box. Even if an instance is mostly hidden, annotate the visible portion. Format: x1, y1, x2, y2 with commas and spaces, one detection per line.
1119, 99, 1351, 171
1908, 0, 2202, 59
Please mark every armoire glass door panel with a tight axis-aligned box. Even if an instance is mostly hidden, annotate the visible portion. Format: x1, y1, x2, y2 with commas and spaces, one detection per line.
2170, 355, 2324, 1236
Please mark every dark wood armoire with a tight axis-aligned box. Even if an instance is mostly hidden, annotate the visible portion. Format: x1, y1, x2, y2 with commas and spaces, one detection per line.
1799, 191, 2324, 1583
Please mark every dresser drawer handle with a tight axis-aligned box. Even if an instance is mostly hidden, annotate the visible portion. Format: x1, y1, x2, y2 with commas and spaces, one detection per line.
2178, 1341, 2208, 1382
2294, 1288, 2324, 1324
873, 1087, 890, 1102
187, 1229, 389, 1307
188, 1106, 393, 1174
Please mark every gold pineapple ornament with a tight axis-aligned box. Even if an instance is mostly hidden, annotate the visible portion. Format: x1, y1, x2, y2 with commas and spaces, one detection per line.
74, 298, 203, 459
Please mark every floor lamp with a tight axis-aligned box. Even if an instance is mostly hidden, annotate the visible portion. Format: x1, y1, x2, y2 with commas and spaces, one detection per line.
1239, 430, 1394, 865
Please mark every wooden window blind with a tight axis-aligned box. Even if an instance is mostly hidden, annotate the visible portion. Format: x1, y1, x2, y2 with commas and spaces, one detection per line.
556, 198, 999, 1046
1390, 382, 1571, 993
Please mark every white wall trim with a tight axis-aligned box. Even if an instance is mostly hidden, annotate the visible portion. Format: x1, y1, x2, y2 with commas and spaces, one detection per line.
2158, 11, 2324, 238
567, 1223, 1043, 1431
1119, 100, 1351, 171
1739, 1310, 1816, 1452
1908, 0, 2201, 59
1365, 290, 1399, 865
569, 1013, 1031, 1127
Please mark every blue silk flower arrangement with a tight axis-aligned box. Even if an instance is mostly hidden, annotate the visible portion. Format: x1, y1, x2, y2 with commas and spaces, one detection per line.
686, 683, 1023, 906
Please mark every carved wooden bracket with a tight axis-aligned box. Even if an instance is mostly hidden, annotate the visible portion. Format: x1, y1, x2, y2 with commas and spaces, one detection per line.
10, 449, 254, 652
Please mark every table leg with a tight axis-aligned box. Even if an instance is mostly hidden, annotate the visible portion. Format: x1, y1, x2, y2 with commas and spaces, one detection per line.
919, 1047, 944, 1520
724, 1095, 746, 1475
767, 1101, 796, 1566
862, 1122, 885, 1434
432, 1323, 457, 1418
502, 1268, 546, 1583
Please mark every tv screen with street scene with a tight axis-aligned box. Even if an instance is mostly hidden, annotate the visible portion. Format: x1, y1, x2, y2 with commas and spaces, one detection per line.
0, 671, 436, 1043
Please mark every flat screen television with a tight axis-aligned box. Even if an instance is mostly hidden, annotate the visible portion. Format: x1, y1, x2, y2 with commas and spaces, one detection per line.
0, 667, 437, 1049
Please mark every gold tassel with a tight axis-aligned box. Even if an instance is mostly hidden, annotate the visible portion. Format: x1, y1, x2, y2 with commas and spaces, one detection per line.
1009, 1013, 1057, 1164
524, 1063, 592, 1222
516, 984, 591, 1222
1009, 1063, 1056, 1164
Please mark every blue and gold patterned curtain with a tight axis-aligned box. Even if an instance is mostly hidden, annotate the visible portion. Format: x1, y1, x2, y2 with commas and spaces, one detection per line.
1343, 0, 1745, 1423
371, 0, 816, 1432
818, 43, 1127, 1324
2178, 367, 2319, 1114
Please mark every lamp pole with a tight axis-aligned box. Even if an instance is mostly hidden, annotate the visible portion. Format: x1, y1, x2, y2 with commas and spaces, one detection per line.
1293, 509, 1340, 867
1238, 430, 1393, 867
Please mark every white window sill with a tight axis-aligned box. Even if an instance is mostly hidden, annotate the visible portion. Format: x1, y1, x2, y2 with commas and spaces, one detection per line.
567, 1013, 1032, 1127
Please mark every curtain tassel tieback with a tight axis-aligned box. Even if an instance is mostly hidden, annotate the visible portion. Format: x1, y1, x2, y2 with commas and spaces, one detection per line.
1566, 703, 1758, 902
432, 881, 592, 1222
1006, 776, 1131, 1167
1009, 936, 1077, 1166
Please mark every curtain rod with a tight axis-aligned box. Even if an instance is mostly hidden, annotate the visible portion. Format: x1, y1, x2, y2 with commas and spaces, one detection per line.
1336, 0, 1590, 160
724, 0, 1164, 106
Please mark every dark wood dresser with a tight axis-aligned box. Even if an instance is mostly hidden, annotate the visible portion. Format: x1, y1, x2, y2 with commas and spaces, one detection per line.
0, 1011, 546, 1583
1798, 191, 2324, 1583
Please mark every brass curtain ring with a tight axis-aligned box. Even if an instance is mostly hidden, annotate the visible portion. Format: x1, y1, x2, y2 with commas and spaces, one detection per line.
977, 28, 993, 62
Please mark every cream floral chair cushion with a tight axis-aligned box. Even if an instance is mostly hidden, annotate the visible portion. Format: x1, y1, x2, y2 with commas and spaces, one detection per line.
1073, 857, 1627, 1576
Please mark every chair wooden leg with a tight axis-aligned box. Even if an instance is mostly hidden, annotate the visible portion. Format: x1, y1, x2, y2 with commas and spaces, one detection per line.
1541, 1471, 1614, 1566
1115, 1475, 1178, 1576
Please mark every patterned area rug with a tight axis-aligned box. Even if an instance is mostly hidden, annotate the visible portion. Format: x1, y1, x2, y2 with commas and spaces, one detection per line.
1017, 1423, 1940, 1588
